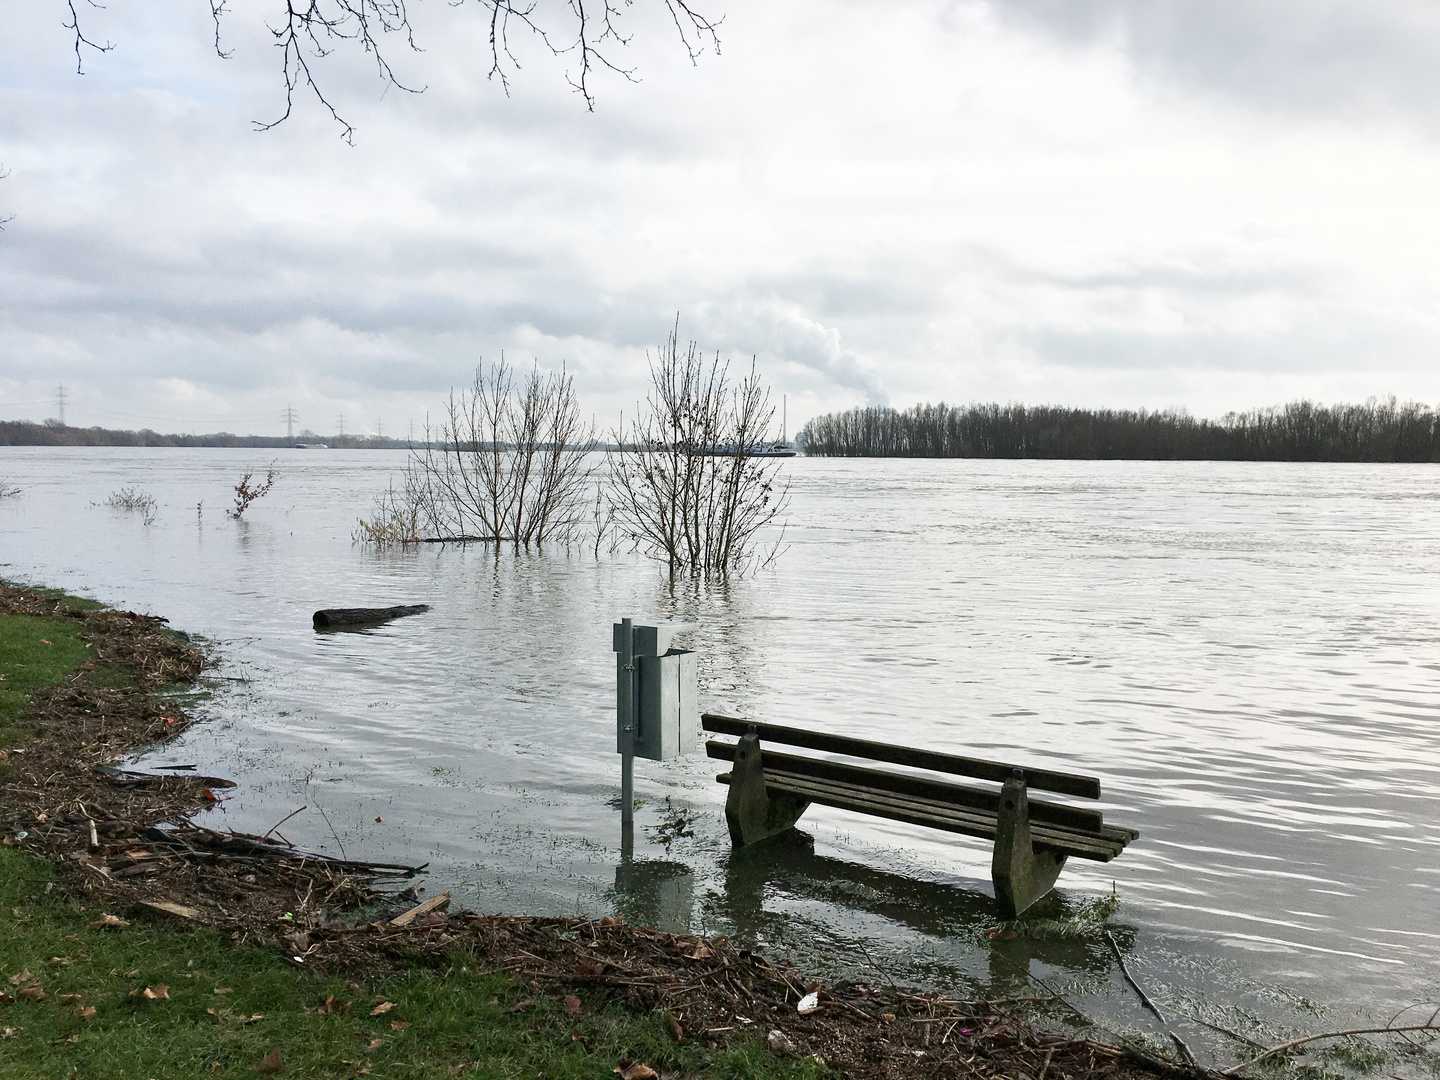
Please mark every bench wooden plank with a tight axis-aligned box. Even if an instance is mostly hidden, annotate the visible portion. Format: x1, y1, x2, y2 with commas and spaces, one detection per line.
718, 769, 1129, 862
705, 739, 1106, 833
701, 714, 1102, 799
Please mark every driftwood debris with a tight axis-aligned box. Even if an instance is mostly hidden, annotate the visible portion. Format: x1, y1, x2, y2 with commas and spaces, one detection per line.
389, 890, 451, 927
312, 604, 431, 630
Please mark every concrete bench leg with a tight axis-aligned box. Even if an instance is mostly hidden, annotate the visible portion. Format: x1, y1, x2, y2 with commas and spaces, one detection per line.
725, 733, 812, 846
991, 775, 1068, 918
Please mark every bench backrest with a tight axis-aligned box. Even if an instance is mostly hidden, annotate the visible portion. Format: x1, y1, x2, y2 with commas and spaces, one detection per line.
700, 713, 1102, 800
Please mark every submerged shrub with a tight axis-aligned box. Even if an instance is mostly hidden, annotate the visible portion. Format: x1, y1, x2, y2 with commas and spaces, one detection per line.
105, 486, 157, 524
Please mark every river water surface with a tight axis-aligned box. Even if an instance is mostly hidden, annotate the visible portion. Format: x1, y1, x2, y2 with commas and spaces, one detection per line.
1, 448, 1437, 1069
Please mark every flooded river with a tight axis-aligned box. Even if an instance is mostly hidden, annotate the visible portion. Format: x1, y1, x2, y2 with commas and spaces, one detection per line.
2, 447, 1437, 1068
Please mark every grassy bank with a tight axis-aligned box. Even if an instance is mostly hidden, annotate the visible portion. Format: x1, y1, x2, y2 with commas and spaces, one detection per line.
0, 586, 823, 1079
0, 594, 100, 746
0, 846, 819, 1079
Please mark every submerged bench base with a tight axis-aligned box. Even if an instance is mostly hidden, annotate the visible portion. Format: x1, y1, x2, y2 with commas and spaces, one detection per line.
719, 732, 1122, 918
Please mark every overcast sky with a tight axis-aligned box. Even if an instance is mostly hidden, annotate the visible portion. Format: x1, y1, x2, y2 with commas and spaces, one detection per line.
4, 0, 1440, 438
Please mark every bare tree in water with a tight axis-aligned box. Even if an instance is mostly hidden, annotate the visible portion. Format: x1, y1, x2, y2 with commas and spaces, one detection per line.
358, 358, 594, 546
606, 329, 788, 576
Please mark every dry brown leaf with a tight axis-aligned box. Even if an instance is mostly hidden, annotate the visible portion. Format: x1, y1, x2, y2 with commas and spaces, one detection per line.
213, 987, 232, 995
48, 957, 71, 967
666, 1012, 686, 1044
89, 914, 129, 929
390, 1020, 409, 1031
506, 997, 532, 1013
207, 1008, 218, 1016
57, 993, 84, 1004
141, 985, 169, 1000
7, 970, 32, 986
74, 1005, 96, 1019
599, 916, 620, 928
18, 986, 47, 1002
366, 1038, 384, 1051
616, 1064, 659, 1080
563, 995, 582, 1016
685, 943, 712, 960
575, 960, 606, 977
257, 1049, 285, 1073
244, 1014, 264, 1024
369, 1000, 395, 1016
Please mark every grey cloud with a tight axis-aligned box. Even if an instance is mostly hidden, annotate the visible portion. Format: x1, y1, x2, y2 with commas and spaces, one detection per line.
692, 303, 891, 406
992, 0, 1440, 127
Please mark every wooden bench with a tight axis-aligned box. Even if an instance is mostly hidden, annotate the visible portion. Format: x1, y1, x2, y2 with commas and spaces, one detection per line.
702, 714, 1139, 918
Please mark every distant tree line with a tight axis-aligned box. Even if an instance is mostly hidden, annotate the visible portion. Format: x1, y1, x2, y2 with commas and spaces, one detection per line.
0, 420, 416, 449
799, 398, 1440, 462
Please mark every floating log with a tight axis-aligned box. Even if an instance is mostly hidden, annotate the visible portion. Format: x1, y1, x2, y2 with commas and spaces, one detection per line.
93, 763, 237, 789
312, 604, 430, 630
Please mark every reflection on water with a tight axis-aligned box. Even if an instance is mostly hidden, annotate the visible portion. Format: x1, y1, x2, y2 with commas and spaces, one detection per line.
2, 447, 1439, 1070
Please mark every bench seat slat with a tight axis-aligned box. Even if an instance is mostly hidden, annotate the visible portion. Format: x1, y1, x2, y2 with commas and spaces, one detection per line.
701, 714, 1102, 799
705, 740, 1105, 833
719, 769, 1131, 862
767, 771, 1133, 859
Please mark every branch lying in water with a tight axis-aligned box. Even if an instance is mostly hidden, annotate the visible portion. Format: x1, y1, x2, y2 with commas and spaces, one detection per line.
1223, 1023, 1440, 1075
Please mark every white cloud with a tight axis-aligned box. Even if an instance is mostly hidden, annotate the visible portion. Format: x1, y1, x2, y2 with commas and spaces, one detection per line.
4, 0, 1440, 438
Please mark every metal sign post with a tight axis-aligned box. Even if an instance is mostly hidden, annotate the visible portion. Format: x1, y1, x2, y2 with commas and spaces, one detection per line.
616, 617, 637, 839
613, 618, 699, 852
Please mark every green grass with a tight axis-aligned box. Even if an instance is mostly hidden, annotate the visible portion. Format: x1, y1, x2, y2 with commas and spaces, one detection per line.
0, 613, 94, 745
0, 595, 826, 1079
0, 848, 825, 1079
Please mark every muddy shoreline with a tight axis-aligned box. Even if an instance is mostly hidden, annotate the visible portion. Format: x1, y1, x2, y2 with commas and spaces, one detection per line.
0, 582, 1208, 1080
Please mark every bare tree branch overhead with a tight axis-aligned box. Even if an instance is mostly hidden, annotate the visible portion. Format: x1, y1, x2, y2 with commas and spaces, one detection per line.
63, 0, 115, 73
59, 1, 722, 143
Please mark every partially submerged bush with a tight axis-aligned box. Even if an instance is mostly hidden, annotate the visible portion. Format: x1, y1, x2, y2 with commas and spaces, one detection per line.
230, 464, 278, 519
105, 487, 157, 524
353, 474, 433, 545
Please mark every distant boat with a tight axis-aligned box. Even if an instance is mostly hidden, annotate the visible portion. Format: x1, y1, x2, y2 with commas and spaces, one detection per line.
295, 443, 329, 449
698, 442, 796, 458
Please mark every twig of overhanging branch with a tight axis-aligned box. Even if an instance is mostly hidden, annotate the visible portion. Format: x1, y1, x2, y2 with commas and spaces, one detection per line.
1163, 1008, 1267, 1052
209, 0, 233, 58
1222, 1024, 1440, 1076
261, 805, 307, 840
1106, 930, 1200, 1069
983, 937, 1095, 1031
63, 0, 114, 74
316, 804, 348, 862
982, 939, 1199, 1076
